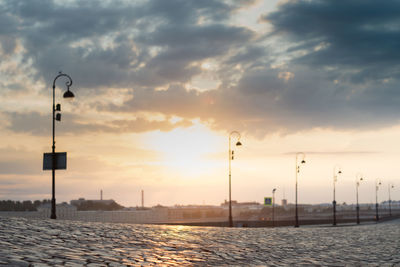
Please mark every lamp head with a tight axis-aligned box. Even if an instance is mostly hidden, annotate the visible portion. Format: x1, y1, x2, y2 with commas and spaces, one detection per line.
338, 170, 342, 174
63, 89, 75, 99
272, 188, 276, 193
301, 160, 306, 164
236, 141, 242, 146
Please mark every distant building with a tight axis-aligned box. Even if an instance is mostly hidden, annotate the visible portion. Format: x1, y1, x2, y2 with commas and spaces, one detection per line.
281, 199, 288, 206
221, 200, 261, 209
220, 200, 262, 217
70, 198, 123, 211
168, 205, 225, 221
70, 198, 115, 206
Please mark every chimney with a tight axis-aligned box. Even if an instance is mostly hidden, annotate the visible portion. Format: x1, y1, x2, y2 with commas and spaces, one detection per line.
141, 190, 144, 208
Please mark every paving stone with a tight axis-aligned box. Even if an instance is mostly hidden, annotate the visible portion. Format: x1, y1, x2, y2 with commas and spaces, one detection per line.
0, 216, 400, 265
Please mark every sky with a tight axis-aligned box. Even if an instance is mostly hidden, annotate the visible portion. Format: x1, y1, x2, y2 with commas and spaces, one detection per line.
1, 0, 400, 207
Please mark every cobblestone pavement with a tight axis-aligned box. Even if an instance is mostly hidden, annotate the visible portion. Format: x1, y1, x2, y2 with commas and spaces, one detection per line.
0, 217, 399, 266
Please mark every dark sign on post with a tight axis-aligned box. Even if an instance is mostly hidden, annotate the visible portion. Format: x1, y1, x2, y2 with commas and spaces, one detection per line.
43, 152, 67, 170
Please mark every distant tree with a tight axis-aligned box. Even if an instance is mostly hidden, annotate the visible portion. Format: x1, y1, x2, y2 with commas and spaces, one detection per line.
0, 199, 51, 211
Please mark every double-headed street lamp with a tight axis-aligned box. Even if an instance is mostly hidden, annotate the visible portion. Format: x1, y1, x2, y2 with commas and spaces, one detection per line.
388, 183, 394, 216
375, 179, 382, 221
228, 131, 242, 227
355, 173, 363, 224
50, 72, 75, 219
332, 165, 342, 226
295, 152, 306, 228
272, 188, 277, 227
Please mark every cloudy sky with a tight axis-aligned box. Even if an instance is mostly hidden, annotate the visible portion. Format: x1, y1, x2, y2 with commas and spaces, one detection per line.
1, 0, 400, 207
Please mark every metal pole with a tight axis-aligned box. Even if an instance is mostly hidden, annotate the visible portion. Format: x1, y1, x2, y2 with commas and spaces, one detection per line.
51, 83, 57, 220
375, 181, 379, 221
228, 135, 232, 227
295, 154, 299, 228
333, 173, 337, 226
227, 131, 241, 228
272, 190, 275, 227
141, 190, 144, 208
356, 182, 360, 224
50, 72, 73, 220
388, 184, 392, 216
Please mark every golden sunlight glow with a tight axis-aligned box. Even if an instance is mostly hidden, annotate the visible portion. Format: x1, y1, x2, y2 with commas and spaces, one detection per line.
144, 123, 225, 177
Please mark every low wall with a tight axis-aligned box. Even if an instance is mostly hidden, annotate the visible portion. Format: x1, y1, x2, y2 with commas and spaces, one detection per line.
1, 210, 399, 227
0, 210, 169, 224
163, 215, 400, 227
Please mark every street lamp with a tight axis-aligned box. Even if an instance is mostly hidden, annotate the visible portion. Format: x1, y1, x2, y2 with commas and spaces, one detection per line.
295, 152, 306, 228
228, 131, 242, 227
272, 188, 277, 227
50, 72, 75, 219
388, 183, 394, 216
375, 179, 382, 221
333, 165, 342, 226
355, 173, 363, 224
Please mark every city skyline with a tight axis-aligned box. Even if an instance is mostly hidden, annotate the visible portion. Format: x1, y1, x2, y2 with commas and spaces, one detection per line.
1, 0, 400, 207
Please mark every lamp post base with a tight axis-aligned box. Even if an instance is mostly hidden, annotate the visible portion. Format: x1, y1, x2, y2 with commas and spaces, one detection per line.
51, 198, 56, 219
333, 200, 337, 226
356, 206, 360, 224
294, 217, 299, 228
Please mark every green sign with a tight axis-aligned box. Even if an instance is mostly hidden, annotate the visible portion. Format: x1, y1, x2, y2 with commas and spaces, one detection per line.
264, 197, 272, 206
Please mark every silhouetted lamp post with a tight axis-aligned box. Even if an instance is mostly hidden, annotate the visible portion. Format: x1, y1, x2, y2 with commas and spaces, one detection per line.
272, 188, 276, 227
295, 152, 306, 228
355, 173, 363, 224
388, 184, 394, 216
50, 72, 75, 219
228, 131, 242, 227
332, 165, 342, 226
375, 179, 382, 221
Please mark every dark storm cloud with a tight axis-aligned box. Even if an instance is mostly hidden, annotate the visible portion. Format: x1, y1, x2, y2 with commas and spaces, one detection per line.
112, 64, 400, 137
0, 4, 18, 55
3, 0, 400, 137
109, 0, 400, 136
262, 0, 400, 83
224, 45, 267, 66
2, 0, 252, 88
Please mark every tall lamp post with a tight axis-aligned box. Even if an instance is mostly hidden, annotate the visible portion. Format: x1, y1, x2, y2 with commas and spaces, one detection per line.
332, 165, 342, 226
388, 184, 394, 216
295, 152, 306, 228
50, 72, 75, 219
375, 179, 382, 221
228, 131, 242, 227
272, 188, 276, 227
355, 173, 363, 224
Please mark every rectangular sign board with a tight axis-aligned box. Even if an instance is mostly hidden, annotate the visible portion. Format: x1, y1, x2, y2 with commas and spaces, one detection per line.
264, 197, 272, 206
43, 152, 67, 170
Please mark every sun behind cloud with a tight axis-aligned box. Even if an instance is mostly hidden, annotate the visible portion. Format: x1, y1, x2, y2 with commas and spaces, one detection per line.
144, 122, 225, 178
